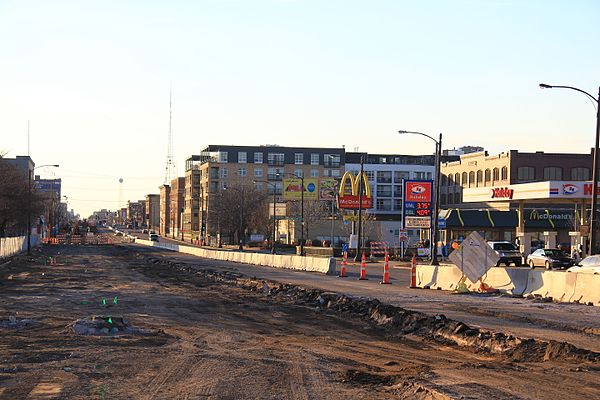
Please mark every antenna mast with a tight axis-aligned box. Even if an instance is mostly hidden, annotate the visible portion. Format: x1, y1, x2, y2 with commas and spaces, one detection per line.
164, 84, 176, 184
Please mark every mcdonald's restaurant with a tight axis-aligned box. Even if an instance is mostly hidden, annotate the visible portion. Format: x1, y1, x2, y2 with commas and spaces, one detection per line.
440, 208, 576, 249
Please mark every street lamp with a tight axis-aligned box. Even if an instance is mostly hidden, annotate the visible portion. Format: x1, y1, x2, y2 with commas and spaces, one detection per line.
540, 83, 600, 255
277, 171, 305, 256
398, 130, 442, 266
254, 180, 278, 254
27, 164, 59, 254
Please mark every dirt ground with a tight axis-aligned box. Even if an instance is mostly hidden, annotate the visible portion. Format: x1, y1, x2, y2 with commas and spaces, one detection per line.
1, 245, 600, 399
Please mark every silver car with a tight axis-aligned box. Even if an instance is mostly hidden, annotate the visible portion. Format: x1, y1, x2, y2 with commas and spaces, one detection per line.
567, 255, 600, 274
526, 248, 573, 270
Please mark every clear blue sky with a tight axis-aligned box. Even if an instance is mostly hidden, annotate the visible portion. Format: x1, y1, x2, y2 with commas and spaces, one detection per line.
1, 0, 599, 217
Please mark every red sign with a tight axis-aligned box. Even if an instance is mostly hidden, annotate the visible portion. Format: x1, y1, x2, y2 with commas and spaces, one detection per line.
337, 195, 373, 210
584, 183, 600, 196
405, 181, 432, 202
491, 187, 514, 199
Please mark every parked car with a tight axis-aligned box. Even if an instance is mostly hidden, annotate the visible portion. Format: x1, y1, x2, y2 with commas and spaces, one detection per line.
567, 255, 600, 274
526, 248, 574, 270
149, 233, 159, 241
488, 241, 522, 266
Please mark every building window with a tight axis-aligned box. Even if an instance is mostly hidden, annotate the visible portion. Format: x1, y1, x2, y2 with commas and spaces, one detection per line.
501, 166, 508, 180
427, 172, 433, 180
441, 175, 447, 187
454, 173, 460, 185
220, 168, 228, 178
365, 170, 375, 181
324, 154, 341, 167
484, 169, 491, 183
268, 153, 285, 166
394, 171, 409, 183
311, 169, 319, 178
254, 168, 263, 178
441, 193, 447, 205
376, 185, 392, 197
294, 168, 303, 178
331, 169, 340, 177
254, 182, 263, 191
571, 167, 590, 180
517, 166, 535, 181
492, 168, 499, 182
377, 171, 392, 183
448, 192, 454, 204
376, 199, 391, 211
414, 171, 427, 180
268, 167, 283, 180
238, 152, 247, 163
447, 174, 454, 186
294, 153, 304, 165
543, 166, 562, 180
254, 152, 263, 164
394, 199, 402, 210
238, 168, 247, 177
468, 171, 475, 187
311, 153, 320, 165
461, 172, 468, 186
218, 151, 228, 163
476, 170, 483, 186
393, 185, 403, 197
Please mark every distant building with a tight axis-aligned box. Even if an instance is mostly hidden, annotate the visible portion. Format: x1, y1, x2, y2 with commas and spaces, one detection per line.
145, 194, 160, 232
126, 200, 145, 228
159, 184, 171, 236
183, 156, 201, 243
169, 177, 185, 240
442, 146, 484, 157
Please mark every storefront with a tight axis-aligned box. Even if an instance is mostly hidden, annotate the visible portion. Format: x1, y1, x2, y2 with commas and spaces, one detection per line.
459, 180, 594, 254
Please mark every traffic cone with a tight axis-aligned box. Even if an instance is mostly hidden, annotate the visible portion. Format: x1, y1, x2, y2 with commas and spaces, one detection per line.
338, 251, 347, 278
381, 253, 391, 284
409, 254, 417, 288
358, 252, 368, 280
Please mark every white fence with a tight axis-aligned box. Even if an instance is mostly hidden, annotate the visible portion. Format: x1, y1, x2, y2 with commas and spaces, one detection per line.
0, 235, 39, 259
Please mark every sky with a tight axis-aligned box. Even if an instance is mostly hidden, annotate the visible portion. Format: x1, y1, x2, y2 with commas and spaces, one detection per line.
1, 0, 599, 217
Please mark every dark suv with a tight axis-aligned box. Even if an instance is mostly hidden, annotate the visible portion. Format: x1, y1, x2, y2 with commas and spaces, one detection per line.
488, 241, 522, 266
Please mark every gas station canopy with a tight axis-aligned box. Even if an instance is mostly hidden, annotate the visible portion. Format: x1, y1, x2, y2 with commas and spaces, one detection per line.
462, 180, 599, 204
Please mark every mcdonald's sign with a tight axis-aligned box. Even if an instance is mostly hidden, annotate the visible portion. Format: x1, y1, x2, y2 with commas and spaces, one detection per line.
337, 171, 373, 209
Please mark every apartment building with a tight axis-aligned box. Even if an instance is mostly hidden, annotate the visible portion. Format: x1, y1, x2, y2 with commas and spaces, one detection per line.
126, 200, 145, 228
195, 145, 346, 245
169, 177, 185, 239
159, 184, 171, 236
183, 156, 201, 242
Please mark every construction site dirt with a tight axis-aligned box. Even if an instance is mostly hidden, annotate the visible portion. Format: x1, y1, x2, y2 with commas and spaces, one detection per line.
1, 244, 600, 399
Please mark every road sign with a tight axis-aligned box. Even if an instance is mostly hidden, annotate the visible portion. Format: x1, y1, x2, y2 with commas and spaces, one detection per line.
399, 228, 408, 242
438, 218, 447, 229
448, 231, 500, 283
405, 216, 430, 228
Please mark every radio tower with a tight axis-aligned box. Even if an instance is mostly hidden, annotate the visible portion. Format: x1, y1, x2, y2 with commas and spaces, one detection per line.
164, 84, 176, 185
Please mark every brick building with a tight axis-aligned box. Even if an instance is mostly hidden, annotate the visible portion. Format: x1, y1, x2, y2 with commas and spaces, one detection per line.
159, 184, 171, 236
169, 177, 185, 239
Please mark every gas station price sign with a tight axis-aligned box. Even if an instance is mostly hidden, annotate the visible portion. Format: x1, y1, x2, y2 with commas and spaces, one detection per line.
402, 180, 434, 228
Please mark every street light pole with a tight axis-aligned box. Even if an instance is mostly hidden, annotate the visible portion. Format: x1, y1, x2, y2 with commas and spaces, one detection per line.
398, 130, 441, 266
354, 154, 365, 262
540, 83, 600, 255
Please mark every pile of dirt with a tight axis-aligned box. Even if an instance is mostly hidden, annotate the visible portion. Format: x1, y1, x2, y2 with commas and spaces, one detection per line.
71, 316, 149, 336
133, 251, 600, 364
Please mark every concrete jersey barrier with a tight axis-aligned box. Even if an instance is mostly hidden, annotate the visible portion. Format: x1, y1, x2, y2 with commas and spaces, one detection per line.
416, 264, 600, 307
135, 239, 336, 275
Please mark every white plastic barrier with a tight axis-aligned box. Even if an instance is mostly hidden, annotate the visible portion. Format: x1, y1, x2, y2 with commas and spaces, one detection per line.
417, 264, 600, 306
134, 239, 335, 275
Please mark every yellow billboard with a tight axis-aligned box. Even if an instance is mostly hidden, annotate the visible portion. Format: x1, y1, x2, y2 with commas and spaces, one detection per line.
283, 178, 319, 200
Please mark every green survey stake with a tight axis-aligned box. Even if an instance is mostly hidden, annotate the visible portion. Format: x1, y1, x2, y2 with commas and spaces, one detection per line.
113, 296, 118, 304
102, 298, 106, 306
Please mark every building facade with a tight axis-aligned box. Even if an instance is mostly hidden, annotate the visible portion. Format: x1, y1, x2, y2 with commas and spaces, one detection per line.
169, 177, 185, 239
145, 194, 160, 232
183, 156, 201, 242
159, 184, 171, 236
126, 200, 145, 228
196, 145, 346, 245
